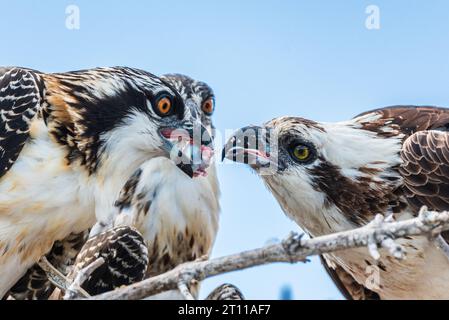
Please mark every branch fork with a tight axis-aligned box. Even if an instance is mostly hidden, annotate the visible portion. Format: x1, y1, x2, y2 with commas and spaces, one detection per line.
365, 214, 406, 260
35, 207, 449, 300
64, 257, 105, 300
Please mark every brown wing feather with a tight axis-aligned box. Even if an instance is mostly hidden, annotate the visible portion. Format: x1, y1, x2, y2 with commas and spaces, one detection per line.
205, 283, 245, 300
400, 130, 449, 212
67, 226, 148, 296
355, 105, 449, 137
0, 67, 44, 179
320, 255, 380, 300
400, 130, 449, 243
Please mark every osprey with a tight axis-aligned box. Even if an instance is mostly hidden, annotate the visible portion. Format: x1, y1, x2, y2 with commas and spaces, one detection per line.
66, 226, 149, 297
51, 74, 220, 299
0, 67, 211, 298
134, 74, 220, 295
223, 106, 449, 299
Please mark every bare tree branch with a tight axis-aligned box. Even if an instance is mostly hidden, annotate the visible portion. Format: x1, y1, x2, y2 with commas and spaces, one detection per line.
434, 235, 449, 257
37, 257, 73, 293
64, 257, 105, 300
89, 207, 449, 300
38, 255, 103, 300
177, 281, 195, 300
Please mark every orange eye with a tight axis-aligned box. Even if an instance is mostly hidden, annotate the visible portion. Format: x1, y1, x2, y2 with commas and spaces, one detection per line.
156, 97, 172, 116
202, 98, 214, 115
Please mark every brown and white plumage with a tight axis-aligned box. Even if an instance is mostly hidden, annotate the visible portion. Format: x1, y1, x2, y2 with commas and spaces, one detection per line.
400, 130, 449, 212
7, 231, 88, 300
205, 283, 245, 300
224, 106, 449, 299
49, 226, 147, 299
71, 74, 220, 299
0, 67, 211, 298
67, 226, 148, 296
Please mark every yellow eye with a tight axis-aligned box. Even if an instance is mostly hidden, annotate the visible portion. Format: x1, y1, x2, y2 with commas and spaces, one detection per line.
202, 98, 214, 115
156, 96, 172, 116
292, 145, 310, 161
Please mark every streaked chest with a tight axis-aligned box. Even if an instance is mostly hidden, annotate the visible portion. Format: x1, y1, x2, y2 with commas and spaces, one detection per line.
140, 164, 220, 277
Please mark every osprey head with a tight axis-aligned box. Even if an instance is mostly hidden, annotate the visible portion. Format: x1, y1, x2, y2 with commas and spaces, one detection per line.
64, 68, 214, 178
223, 115, 403, 235
161, 73, 216, 177
161, 74, 216, 135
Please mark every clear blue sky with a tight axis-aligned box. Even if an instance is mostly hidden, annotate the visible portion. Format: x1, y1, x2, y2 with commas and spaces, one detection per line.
2, 0, 449, 299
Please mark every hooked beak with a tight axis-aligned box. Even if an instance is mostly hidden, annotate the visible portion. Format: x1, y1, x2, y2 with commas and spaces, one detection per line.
222, 125, 276, 170
159, 124, 214, 178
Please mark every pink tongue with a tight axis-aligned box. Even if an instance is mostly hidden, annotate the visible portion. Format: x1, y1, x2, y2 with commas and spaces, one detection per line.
201, 145, 214, 164
161, 129, 214, 176
160, 128, 174, 138
192, 146, 214, 177
160, 128, 190, 141
193, 168, 208, 177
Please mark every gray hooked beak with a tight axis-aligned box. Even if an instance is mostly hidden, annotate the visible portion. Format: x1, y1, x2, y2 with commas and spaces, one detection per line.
159, 103, 214, 178
222, 125, 276, 169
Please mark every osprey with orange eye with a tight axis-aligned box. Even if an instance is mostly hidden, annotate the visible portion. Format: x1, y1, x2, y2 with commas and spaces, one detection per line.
202, 97, 215, 115
153, 93, 175, 117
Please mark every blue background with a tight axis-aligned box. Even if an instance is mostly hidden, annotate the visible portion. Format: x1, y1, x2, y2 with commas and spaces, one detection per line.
2, 0, 449, 299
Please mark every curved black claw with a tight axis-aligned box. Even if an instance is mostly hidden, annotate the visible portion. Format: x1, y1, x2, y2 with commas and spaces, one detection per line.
282, 232, 310, 263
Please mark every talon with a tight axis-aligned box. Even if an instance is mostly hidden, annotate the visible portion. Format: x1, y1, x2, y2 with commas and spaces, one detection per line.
282, 232, 306, 256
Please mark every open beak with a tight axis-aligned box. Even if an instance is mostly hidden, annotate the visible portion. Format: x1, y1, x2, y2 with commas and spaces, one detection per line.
222, 125, 274, 169
160, 124, 214, 178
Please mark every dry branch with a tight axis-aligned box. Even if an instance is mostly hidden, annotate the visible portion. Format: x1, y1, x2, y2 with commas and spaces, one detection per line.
90, 207, 449, 300
37, 257, 91, 297
177, 281, 195, 300
64, 257, 105, 300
